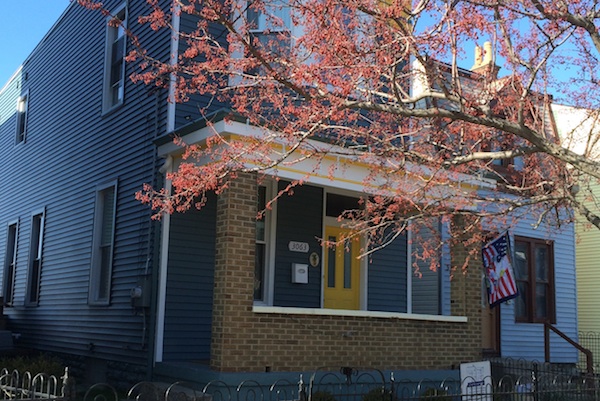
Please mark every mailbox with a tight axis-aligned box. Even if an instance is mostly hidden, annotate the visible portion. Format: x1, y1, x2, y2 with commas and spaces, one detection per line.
292, 263, 309, 284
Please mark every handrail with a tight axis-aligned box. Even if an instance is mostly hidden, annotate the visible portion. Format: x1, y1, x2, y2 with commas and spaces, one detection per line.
544, 322, 594, 376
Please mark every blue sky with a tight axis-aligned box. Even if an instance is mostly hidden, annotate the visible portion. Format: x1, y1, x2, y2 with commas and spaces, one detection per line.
0, 1, 71, 86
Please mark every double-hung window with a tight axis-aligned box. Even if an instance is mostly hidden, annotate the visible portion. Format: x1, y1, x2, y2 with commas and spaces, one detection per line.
89, 182, 117, 305
26, 210, 45, 306
247, 0, 291, 74
3, 221, 19, 306
103, 5, 127, 112
15, 93, 28, 144
513, 236, 555, 323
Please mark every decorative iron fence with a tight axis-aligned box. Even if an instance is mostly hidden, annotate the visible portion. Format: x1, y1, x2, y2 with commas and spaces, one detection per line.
0, 367, 71, 401
0, 363, 597, 401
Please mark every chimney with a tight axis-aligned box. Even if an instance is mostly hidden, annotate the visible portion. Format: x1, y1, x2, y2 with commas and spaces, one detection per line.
471, 45, 483, 70
471, 41, 500, 78
482, 42, 493, 65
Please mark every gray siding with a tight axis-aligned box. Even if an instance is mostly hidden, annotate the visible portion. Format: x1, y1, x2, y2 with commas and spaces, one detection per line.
0, 0, 171, 365
163, 195, 216, 362
367, 232, 408, 313
273, 183, 323, 307
173, 13, 228, 129
412, 219, 441, 315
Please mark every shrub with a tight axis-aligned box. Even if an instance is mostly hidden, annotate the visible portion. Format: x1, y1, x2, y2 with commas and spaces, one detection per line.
420, 388, 452, 401
0, 353, 64, 378
362, 387, 393, 401
311, 390, 336, 401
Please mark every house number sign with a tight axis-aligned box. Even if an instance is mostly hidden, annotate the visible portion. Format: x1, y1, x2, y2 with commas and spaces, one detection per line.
288, 241, 309, 253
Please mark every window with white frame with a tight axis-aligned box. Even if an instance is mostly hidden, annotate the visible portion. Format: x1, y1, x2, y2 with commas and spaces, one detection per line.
103, 5, 127, 112
254, 183, 274, 303
26, 210, 45, 306
247, 0, 291, 73
15, 93, 28, 143
3, 221, 19, 306
89, 182, 117, 305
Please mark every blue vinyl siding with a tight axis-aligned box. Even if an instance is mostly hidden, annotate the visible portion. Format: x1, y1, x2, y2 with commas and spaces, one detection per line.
368, 232, 407, 313
273, 183, 323, 307
163, 195, 216, 362
174, 14, 228, 129
0, 0, 171, 365
499, 216, 577, 363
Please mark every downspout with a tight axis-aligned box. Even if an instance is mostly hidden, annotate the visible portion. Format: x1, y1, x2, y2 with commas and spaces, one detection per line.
143, 91, 162, 382
150, 0, 180, 372
406, 222, 412, 314
166, 1, 180, 134
153, 156, 173, 365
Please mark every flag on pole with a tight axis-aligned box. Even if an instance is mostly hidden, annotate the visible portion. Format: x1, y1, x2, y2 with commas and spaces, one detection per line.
482, 233, 518, 307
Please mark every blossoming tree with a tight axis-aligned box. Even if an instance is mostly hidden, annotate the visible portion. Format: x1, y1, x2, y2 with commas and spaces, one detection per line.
80, 0, 600, 266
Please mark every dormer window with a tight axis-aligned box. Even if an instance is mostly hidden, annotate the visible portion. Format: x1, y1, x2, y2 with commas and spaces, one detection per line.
481, 130, 524, 181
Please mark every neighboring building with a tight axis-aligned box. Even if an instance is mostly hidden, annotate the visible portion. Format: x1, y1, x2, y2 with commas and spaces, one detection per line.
573, 179, 600, 335
553, 104, 600, 336
0, 0, 578, 386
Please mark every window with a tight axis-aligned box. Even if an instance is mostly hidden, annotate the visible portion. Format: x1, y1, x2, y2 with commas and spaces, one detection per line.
248, 0, 291, 39
103, 5, 127, 111
89, 183, 117, 305
513, 236, 555, 323
247, 0, 291, 74
254, 183, 274, 303
15, 93, 28, 143
3, 221, 19, 306
254, 185, 267, 301
480, 130, 525, 183
26, 210, 45, 305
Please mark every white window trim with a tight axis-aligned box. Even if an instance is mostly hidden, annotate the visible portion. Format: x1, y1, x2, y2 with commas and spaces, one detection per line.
89, 180, 118, 306
3, 219, 19, 306
102, 4, 127, 114
25, 208, 45, 306
253, 305, 468, 323
254, 180, 277, 306
15, 91, 29, 144
248, 0, 292, 34
229, 0, 298, 87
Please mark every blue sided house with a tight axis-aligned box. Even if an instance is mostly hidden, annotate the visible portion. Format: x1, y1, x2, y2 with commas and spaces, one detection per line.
0, 0, 580, 385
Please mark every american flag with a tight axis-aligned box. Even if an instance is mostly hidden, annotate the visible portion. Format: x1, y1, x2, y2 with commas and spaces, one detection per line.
482, 233, 518, 307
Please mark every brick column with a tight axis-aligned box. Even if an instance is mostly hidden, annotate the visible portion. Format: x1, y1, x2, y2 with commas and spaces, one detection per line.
210, 173, 257, 371
449, 215, 483, 363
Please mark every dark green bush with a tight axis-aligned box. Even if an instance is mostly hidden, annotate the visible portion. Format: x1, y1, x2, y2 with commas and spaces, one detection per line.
420, 388, 452, 401
0, 353, 64, 377
311, 390, 336, 401
362, 387, 393, 401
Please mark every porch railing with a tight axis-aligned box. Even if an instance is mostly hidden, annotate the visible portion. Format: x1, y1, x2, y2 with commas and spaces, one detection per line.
544, 322, 594, 377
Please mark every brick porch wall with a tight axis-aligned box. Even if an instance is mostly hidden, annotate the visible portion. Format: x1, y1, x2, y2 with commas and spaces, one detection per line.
211, 173, 482, 372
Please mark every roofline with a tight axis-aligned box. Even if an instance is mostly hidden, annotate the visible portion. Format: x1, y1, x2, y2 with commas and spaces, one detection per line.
0, 2, 75, 96
155, 108, 243, 146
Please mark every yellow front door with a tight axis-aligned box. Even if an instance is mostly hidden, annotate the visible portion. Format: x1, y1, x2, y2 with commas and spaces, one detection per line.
323, 226, 360, 310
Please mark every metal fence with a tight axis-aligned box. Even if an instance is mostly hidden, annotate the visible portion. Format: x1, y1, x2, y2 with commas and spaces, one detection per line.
579, 332, 600, 372
0, 363, 598, 401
